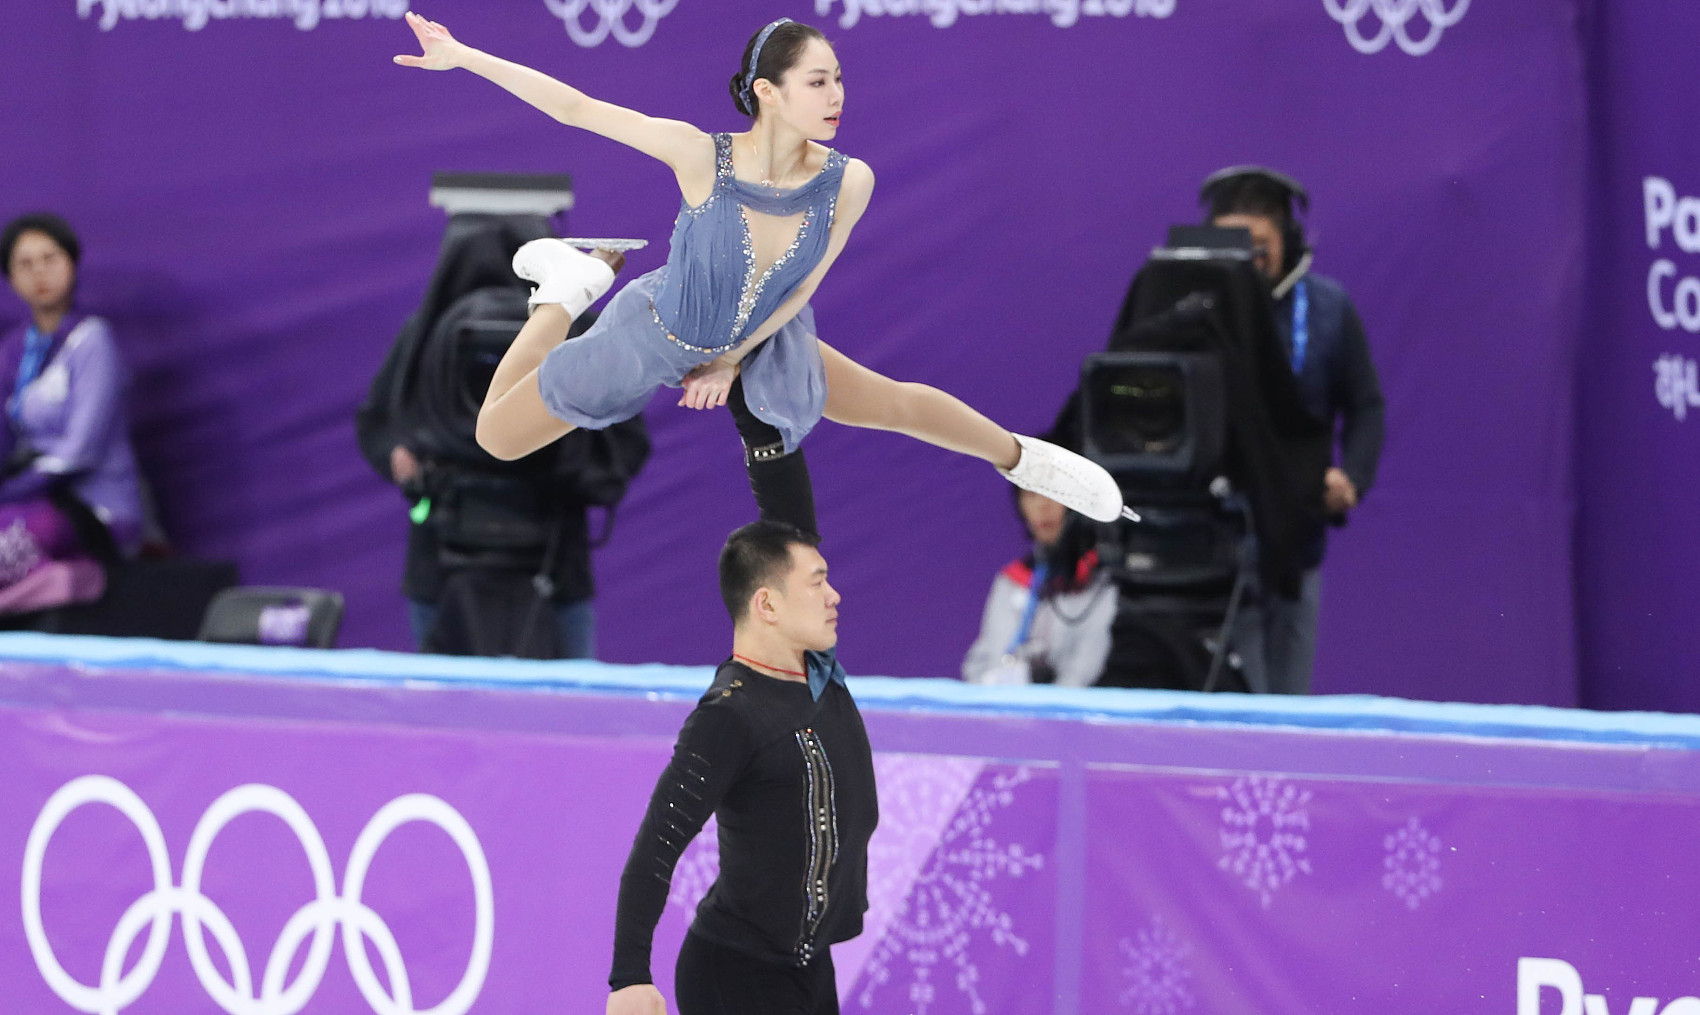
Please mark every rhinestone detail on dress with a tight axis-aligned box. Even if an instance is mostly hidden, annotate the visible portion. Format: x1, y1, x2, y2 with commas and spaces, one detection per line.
715, 131, 735, 180
651, 300, 739, 355
732, 207, 814, 340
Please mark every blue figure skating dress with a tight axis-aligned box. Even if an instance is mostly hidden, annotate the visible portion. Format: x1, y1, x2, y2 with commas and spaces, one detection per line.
537, 132, 849, 454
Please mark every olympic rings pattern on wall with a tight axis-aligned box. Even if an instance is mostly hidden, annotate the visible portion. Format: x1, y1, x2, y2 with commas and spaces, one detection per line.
543, 0, 680, 48
1323, 0, 1469, 56
22, 776, 494, 1015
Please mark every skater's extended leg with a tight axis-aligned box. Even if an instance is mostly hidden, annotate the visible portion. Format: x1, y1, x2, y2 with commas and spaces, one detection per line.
817, 340, 1125, 523
818, 340, 1020, 467
476, 241, 621, 460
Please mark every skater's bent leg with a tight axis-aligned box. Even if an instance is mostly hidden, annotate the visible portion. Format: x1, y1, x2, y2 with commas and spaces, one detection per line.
819, 340, 1019, 469
476, 304, 580, 460
478, 246, 621, 461
484, 304, 571, 406
729, 377, 818, 535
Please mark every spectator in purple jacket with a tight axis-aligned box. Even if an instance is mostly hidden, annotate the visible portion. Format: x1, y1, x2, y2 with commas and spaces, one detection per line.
0, 213, 145, 600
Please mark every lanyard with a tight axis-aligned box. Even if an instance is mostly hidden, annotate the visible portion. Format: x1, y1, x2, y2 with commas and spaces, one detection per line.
10, 325, 52, 424
1003, 561, 1050, 656
1290, 279, 1310, 373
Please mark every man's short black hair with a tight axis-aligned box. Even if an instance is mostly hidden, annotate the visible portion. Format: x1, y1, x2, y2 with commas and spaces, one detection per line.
719, 520, 822, 623
1199, 167, 1308, 231
2, 213, 81, 279
1204, 175, 1293, 228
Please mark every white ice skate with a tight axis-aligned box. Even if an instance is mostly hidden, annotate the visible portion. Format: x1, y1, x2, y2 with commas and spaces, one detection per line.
998, 434, 1128, 523
512, 238, 618, 315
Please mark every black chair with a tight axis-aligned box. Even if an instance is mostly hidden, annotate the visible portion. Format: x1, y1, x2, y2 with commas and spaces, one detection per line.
197, 586, 345, 649
0, 556, 241, 640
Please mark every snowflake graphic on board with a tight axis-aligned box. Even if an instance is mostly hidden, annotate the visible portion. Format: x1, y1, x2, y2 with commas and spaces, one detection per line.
855, 767, 1045, 1015
1382, 816, 1443, 909
858, 755, 985, 944
1199, 775, 1313, 909
1117, 917, 1197, 1013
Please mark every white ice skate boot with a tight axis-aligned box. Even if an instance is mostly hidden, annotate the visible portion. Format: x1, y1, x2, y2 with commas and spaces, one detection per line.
998, 434, 1126, 523
512, 238, 618, 315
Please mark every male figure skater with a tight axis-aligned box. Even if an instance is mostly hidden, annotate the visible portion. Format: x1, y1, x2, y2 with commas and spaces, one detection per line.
607, 520, 876, 1015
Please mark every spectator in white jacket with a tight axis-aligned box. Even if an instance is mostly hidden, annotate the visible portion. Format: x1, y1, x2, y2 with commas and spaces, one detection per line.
962, 489, 1115, 687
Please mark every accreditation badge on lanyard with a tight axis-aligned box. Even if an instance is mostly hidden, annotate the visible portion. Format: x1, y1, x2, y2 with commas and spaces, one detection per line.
985, 561, 1051, 685
1290, 279, 1310, 373
9, 325, 52, 424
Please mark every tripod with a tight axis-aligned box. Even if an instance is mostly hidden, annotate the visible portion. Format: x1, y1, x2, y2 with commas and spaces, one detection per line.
1095, 480, 1256, 692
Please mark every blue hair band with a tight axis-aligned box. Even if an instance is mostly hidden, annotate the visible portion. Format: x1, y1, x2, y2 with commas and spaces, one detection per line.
740, 18, 794, 112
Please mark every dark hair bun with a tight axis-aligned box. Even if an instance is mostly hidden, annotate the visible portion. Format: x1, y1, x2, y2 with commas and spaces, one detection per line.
728, 71, 753, 117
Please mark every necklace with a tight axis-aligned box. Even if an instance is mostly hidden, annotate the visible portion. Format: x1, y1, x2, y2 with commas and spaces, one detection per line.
747, 136, 800, 188
748, 137, 777, 187
732, 652, 806, 678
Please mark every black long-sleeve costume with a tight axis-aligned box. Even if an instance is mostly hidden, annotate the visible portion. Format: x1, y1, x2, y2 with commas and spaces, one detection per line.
609, 660, 878, 989
729, 376, 817, 536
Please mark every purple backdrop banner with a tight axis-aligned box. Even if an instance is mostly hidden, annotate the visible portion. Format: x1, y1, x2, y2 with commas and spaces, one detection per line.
0, 2, 1586, 702
1576, 2, 1700, 712
5, 638, 1700, 1013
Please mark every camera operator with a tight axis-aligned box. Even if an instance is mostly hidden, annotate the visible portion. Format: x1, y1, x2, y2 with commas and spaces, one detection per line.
1202, 167, 1385, 693
358, 213, 650, 658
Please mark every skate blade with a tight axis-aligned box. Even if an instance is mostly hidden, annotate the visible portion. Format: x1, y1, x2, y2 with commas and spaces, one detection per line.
558, 237, 649, 252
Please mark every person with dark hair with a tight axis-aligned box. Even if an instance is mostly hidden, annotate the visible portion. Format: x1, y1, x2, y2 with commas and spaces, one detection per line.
0, 212, 145, 609
607, 519, 875, 1015
392, 13, 1127, 534
1, 215, 81, 275
961, 489, 1115, 687
1201, 167, 1386, 693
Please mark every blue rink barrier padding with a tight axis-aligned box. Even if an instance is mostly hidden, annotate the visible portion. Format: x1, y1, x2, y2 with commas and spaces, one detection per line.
0, 630, 1697, 750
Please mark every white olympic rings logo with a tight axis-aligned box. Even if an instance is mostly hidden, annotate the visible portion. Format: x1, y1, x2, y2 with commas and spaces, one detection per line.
22, 776, 493, 1015
1323, 0, 1470, 56
543, 0, 680, 48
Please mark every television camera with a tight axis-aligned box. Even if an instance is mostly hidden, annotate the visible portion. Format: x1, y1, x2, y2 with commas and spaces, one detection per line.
1065, 223, 1329, 691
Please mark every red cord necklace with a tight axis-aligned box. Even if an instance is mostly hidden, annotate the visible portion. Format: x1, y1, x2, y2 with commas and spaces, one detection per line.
733, 652, 806, 678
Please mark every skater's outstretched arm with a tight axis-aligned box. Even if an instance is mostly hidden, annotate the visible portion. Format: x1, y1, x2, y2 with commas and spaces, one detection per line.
679, 160, 876, 409
395, 12, 713, 195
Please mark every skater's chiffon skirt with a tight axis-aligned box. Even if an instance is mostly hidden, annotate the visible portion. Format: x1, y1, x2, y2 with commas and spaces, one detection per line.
536, 268, 828, 455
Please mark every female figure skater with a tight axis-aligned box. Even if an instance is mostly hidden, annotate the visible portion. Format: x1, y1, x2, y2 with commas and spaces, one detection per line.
393, 13, 1125, 530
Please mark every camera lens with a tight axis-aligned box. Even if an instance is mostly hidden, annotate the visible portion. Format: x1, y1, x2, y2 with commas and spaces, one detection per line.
1092, 364, 1187, 454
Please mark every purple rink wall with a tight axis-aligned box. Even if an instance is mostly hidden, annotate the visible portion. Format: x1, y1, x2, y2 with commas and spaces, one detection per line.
5, 634, 1700, 1015
4, 0, 1634, 706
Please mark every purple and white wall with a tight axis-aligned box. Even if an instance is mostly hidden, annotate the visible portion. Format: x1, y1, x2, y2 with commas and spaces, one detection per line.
3, 0, 1675, 709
